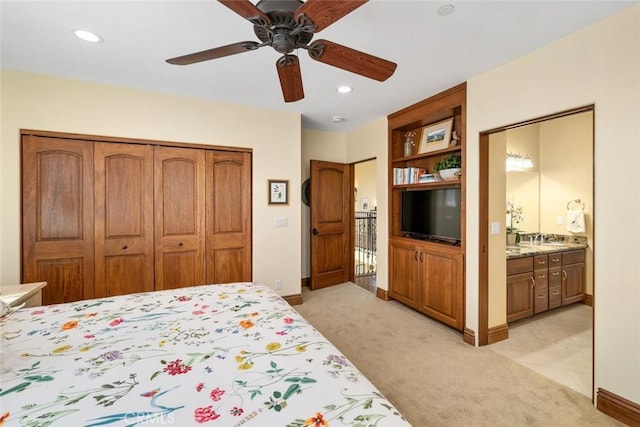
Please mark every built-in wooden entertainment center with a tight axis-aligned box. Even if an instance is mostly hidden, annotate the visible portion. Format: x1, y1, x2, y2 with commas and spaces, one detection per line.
387, 83, 466, 331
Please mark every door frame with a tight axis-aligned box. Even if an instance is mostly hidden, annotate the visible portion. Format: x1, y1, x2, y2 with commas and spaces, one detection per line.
477, 105, 595, 399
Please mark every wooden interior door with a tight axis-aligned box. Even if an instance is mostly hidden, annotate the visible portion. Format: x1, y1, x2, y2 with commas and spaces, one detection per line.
94, 142, 154, 297
154, 146, 206, 290
310, 160, 352, 290
205, 150, 252, 284
22, 135, 95, 304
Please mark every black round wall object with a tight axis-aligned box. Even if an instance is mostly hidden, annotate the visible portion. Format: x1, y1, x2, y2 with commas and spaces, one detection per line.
301, 178, 311, 207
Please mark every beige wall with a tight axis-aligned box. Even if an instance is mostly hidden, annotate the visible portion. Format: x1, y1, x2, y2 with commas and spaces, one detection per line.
355, 160, 377, 211
0, 69, 302, 297
467, 5, 640, 402
300, 129, 347, 279
300, 118, 388, 289
488, 132, 507, 328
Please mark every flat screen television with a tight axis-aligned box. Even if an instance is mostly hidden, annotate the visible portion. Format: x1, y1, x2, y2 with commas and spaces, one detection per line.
401, 188, 461, 243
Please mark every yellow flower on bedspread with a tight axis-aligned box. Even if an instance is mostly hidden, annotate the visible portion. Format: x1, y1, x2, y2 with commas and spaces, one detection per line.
52, 345, 72, 354
265, 342, 281, 352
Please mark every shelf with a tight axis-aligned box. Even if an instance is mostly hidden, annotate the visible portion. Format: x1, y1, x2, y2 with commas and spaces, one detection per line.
392, 145, 461, 163
393, 180, 461, 190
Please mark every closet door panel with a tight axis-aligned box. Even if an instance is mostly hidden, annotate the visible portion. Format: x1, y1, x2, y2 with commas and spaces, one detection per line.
206, 151, 252, 284
155, 146, 206, 290
22, 135, 95, 304
94, 143, 154, 297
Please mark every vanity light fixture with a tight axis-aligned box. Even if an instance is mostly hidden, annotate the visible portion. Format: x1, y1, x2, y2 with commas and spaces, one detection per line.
337, 85, 352, 94
506, 152, 534, 171
73, 29, 104, 43
332, 116, 345, 123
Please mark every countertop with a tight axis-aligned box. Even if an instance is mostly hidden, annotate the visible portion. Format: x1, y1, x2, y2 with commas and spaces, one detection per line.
506, 241, 588, 259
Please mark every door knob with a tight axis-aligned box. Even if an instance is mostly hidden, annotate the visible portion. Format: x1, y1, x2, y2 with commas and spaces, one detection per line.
312, 228, 319, 235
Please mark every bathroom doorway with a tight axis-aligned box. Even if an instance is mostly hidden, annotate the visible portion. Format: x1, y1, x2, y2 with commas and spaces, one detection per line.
479, 106, 594, 398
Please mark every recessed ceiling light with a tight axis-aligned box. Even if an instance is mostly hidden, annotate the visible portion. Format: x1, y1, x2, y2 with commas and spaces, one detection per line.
332, 116, 345, 123
73, 29, 104, 43
437, 4, 455, 16
337, 85, 352, 94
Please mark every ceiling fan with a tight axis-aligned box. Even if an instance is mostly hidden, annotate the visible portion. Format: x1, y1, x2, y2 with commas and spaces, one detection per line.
166, 0, 397, 102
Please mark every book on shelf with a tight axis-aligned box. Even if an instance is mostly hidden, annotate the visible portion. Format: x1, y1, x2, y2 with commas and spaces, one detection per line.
393, 167, 428, 185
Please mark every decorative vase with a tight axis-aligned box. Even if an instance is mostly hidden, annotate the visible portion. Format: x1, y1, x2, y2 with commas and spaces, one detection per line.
506, 233, 517, 246
404, 140, 413, 157
438, 168, 462, 181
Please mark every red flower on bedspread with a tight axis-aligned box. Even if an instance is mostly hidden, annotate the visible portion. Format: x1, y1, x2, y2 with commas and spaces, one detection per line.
162, 359, 191, 375
194, 406, 220, 423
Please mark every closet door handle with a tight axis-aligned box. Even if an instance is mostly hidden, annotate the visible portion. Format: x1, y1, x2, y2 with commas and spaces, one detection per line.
122, 245, 128, 250
178, 242, 184, 247
312, 228, 319, 236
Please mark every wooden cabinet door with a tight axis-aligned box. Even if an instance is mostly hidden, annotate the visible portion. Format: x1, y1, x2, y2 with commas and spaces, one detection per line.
94, 143, 154, 297
562, 262, 585, 305
154, 146, 206, 290
389, 240, 420, 309
205, 151, 252, 284
420, 247, 464, 331
22, 135, 95, 304
507, 272, 533, 323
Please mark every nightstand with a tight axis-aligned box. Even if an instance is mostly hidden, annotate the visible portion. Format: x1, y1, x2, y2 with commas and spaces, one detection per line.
0, 282, 47, 307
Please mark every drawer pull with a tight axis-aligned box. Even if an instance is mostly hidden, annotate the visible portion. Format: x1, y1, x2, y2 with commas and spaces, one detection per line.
537, 274, 546, 279
552, 291, 560, 295
538, 295, 545, 299
552, 272, 560, 276
537, 260, 546, 265
551, 257, 560, 262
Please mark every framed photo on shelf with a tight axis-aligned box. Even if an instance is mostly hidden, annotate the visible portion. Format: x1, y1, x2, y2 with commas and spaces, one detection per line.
418, 118, 453, 154
268, 179, 289, 205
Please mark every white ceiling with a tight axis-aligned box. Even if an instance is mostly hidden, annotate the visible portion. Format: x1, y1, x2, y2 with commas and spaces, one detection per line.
1, 1, 636, 132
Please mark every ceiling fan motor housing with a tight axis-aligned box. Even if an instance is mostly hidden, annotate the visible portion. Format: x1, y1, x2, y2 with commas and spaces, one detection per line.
254, 0, 313, 53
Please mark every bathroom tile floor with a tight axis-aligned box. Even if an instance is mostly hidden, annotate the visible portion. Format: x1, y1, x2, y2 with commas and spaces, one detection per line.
489, 303, 592, 397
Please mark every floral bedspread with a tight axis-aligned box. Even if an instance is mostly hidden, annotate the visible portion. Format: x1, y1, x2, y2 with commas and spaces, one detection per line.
0, 282, 410, 426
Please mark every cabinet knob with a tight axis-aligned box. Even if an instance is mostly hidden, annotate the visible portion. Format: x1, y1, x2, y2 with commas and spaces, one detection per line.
122, 245, 128, 250
178, 242, 184, 247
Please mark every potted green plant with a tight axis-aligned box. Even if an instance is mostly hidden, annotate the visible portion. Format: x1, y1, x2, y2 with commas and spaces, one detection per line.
433, 155, 462, 181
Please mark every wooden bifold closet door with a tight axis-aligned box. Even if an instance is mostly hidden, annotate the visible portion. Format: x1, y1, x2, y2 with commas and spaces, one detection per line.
22, 132, 252, 304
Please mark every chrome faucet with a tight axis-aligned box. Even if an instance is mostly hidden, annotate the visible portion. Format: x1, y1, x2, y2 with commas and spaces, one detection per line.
534, 233, 545, 243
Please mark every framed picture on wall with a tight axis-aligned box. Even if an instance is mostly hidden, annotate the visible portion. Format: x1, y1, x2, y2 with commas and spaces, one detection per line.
268, 179, 289, 205
418, 118, 453, 154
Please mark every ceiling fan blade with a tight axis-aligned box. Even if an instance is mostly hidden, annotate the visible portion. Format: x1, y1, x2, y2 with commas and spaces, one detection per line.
218, 0, 271, 26
166, 41, 261, 65
295, 0, 367, 33
308, 39, 396, 82
276, 55, 304, 103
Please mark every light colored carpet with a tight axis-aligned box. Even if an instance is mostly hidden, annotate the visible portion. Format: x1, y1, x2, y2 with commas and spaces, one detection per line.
294, 282, 621, 427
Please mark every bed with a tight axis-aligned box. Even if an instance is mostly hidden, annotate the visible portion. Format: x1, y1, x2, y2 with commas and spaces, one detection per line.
0, 282, 411, 426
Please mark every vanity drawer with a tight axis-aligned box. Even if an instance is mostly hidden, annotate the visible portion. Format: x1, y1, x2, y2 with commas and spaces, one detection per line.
549, 286, 562, 309
563, 249, 585, 265
549, 266, 562, 286
507, 256, 533, 275
534, 254, 548, 270
548, 253, 562, 267
534, 270, 548, 290
534, 289, 549, 314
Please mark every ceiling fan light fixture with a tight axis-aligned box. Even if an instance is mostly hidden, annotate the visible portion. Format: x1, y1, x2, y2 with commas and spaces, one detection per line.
73, 29, 103, 43
337, 85, 352, 94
